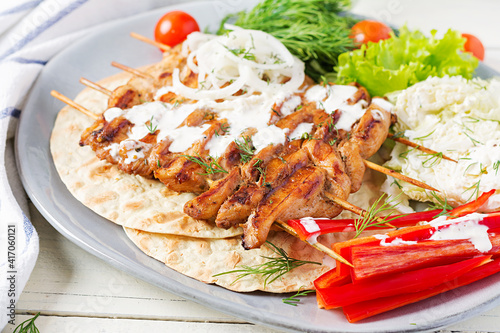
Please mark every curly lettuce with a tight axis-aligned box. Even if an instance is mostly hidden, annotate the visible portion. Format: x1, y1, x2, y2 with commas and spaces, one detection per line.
336, 26, 479, 97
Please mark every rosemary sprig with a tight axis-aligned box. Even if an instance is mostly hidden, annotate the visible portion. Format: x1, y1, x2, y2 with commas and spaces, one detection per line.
282, 287, 315, 306
182, 154, 228, 175
426, 191, 452, 218
354, 194, 403, 238
234, 136, 255, 163
145, 116, 158, 135
13, 313, 40, 333
213, 241, 321, 287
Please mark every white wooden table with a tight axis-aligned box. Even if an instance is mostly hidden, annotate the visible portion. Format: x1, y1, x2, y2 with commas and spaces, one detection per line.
5, 1, 500, 332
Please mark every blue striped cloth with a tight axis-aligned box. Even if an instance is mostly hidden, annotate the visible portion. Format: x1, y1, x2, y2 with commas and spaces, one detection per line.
0, 0, 197, 329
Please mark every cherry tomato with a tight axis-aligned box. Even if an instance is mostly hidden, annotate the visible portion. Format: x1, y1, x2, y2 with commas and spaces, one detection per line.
154, 11, 200, 47
462, 33, 485, 61
349, 20, 392, 46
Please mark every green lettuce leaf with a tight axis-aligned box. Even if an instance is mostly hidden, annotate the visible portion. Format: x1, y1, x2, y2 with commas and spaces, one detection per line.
336, 26, 479, 96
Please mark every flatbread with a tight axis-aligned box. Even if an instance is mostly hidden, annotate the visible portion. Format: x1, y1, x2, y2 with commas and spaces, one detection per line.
50, 70, 242, 239
124, 227, 334, 292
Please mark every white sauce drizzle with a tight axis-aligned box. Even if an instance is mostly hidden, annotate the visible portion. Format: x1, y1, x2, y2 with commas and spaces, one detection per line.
429, 213, 491, 252
289, 122, 314, 140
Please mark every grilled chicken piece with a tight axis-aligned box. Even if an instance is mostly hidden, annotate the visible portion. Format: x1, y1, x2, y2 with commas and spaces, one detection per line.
349, 104, 392, 159
242, 166, 325, 249
184, 168, 241, 220
241, 143, 285, 182
302, 139, 351, 200
154, 122, 224, 193
108, 86, 142, 109
215, 184, 266, 229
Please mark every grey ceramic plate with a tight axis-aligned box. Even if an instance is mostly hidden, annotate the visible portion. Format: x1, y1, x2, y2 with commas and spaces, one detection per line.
16, 2, 500, 332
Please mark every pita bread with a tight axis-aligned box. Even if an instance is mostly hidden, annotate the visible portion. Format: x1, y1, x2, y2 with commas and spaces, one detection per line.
50, 70, 242, 239
124, 227, 336, 292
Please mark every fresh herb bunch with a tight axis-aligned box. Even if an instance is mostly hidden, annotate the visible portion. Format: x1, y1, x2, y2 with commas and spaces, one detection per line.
217, 0, 358, 81
13, 313, 40, 333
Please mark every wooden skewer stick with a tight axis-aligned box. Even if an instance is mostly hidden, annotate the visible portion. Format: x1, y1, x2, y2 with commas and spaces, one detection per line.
363, 159, 439, 192
50, 90, 98, 120
80, 78, 112, 96
111, 61, 154, 80
130, 32, 171, 52
387, 133, 458, 163
274, 220, 353, 267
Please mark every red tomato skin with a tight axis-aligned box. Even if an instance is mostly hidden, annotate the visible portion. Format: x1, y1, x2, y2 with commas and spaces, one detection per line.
154, 11, 200, 47
350, 20, 392, 46
462, 33, 485, 61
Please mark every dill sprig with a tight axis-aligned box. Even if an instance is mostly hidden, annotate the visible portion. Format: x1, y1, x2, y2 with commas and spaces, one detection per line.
13, 313, 40, 333
213, 241, 321, 287
217, 0, 357, 81
494, 160, 500, 175
145, 116, 158, 135
234, 136, 255, 163
463, 180, 481, 201
354, 194, 403, 238
282, 287, 315, 306
254, 159, 271, 186
426, 191, 452, 218
421, 151, 443, 168
182, 154, 228, 175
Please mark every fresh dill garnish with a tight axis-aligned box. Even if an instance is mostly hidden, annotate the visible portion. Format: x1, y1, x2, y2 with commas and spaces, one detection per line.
215, 122, 230, 136
271, 108, 281, 116
391, 179, 403, 190
254, 159, 271, 186
494, 160, 500, 175
13, 313, 40, 333
463, 180, 481, 201
426, 191, 452, 218
213, 241, 321, 287
145, 116, 158, 135
398, 147, 417, 160
217, 0, 357, 81
354, 194, 403, 238
296, 104, 303, 111
421, 152, 443, 168
279, 156, 287, 163
328, 138, 337, 146
413, 130, 435, 141
182, 154, 228, 175
156, 159, 161, 169
282, 287, 315, 306
391, 131, 406, 139
235, 136, 256, 163
223, 44, 256, 61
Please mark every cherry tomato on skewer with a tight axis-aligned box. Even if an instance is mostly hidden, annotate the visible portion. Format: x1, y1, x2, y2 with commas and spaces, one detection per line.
154, 11, 200, 47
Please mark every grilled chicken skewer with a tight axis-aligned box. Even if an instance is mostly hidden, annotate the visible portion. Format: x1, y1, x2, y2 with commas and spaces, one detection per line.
52, 36, 446, 251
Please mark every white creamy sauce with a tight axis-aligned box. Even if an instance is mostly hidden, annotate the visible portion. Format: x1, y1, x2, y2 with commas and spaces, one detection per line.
428, 213, 491, 252
298, 217, 321, 245
305, 84, 369, 131
280, 95, 302, 117
371, 97, 393, 113
380, 237, 418, 246
383, 76, 500, 209
289, 122, 314, 140
252, 125, 289, 153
